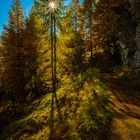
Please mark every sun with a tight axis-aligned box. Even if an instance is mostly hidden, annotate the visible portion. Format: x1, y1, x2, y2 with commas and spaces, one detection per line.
49, 2, 56, 9
48, 0, 59, 12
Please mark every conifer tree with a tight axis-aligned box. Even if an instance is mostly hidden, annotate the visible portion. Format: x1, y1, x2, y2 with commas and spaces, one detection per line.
1, 0, 25, 102
24, 8, 48, 96
57, 8, 85, 76
82, 0, 95, 60
92, 0, 122, 69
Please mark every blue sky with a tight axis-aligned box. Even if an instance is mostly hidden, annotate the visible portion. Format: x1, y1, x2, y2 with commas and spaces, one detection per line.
0, 0, 33, 34
0, 0, 74, 34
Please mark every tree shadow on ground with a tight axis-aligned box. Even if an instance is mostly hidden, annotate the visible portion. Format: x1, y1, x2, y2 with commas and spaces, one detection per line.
103, 76, 140, 140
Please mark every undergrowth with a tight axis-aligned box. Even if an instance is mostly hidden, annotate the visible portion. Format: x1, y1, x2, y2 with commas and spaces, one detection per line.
0, 68, 110, 140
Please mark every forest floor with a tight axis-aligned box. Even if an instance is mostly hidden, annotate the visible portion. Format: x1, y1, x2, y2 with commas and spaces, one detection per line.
0, 71, 140, 140
103, 74, 140, 140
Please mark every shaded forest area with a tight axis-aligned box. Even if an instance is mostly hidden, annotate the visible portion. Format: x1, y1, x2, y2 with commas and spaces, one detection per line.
0, 0, 140, 140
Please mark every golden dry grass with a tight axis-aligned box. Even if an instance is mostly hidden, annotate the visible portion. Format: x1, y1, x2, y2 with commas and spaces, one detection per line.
105, 75, 140, 140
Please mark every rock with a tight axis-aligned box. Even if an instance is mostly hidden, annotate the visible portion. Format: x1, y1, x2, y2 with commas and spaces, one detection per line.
118, 1, 140, 68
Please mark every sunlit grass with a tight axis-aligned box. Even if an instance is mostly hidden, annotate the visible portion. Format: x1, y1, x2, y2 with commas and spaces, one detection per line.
0, 68, 110, 140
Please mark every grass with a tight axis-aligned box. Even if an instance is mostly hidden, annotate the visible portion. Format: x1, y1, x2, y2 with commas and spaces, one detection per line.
1, 67, 139, 140
103, 71, 140, 140
0, 68, 110, 140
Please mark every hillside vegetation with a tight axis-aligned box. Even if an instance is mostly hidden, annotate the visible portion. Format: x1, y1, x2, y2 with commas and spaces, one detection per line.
0, 69, 110, 140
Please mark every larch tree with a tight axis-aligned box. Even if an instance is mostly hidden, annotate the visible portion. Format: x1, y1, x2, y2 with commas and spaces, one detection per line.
1, 0, 26, 102
57, 2, 86, 76
0, 44, 4, 93
92, 0, 122, 70
82, 0, 95, 61
24, 7, 48, 97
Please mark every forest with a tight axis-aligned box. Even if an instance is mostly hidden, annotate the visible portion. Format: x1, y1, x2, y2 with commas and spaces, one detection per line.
0, 0, 140, 139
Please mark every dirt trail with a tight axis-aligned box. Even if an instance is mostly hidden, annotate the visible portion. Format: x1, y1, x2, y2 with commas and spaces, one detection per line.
105, 76, 140, 140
